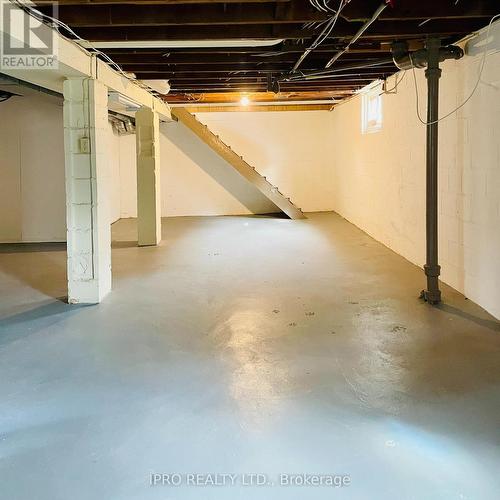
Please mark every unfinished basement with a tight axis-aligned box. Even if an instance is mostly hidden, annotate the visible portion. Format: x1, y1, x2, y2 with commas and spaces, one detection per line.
1, 1, 500, 499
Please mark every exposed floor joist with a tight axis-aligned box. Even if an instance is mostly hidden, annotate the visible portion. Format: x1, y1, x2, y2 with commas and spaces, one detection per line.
30, 0, 498, 104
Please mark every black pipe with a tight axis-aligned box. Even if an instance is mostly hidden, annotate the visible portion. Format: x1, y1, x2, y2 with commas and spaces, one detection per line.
421, 38, 442, 305
392, 39, 463, 305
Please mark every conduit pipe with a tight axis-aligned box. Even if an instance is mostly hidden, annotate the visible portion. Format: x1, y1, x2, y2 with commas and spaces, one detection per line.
284, 58, 394, 81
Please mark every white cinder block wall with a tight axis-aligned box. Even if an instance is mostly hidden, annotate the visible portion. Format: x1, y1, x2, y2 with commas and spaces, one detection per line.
328, 25, 500, 319
0, 92, 122, 242
0, 93, 66, 242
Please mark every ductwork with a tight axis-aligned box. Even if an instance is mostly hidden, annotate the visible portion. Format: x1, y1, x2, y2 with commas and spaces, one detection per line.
391, 41, 463, 70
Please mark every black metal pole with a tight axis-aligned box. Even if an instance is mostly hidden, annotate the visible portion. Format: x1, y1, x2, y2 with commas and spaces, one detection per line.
422, 38, 442, 305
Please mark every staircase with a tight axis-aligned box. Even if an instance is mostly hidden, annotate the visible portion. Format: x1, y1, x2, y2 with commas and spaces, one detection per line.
171, 108, 306, 220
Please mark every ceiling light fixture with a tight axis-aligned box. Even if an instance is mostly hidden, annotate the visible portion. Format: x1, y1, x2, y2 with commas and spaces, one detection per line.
240, 96, 250, 106
77, 39, 284, 49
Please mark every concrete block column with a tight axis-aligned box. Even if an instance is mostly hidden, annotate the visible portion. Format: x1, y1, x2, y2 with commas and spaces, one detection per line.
63, 78, 111, 304
136, 107, 161, 246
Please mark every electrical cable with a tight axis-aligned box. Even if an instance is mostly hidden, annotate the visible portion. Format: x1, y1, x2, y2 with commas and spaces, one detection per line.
325, 2, 388, 68
309, 0, 336, 14
411, 13, 500, 125
320, 0, 338, 15
291, 0, 346, 72
382, 70, 406, 94
309, 0, 323, 13
8, 0, 155, 93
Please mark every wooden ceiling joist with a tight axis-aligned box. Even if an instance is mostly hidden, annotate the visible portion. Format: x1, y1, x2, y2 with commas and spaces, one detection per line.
71, 19, 484, 41
29, 0, 495, 106
39, 3, 328, 27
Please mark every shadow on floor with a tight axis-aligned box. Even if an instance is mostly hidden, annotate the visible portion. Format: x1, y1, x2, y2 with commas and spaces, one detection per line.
111, 240, 139, 249
438, 303, 500, 332
0, 299, 88, 346
0, 243, 67, 300
0, 242, 66, 253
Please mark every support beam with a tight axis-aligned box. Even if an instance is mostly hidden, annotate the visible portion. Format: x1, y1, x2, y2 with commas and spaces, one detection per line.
0, 4, 171, 120
63, 78, 111, 304
101, 43, 387, 56
341, 0, 499, 21
136, 107, 162, 246
39, 3, 326, 27
35, 0, 290, 4
72, 19, 483, 42
107, 52, 387, 65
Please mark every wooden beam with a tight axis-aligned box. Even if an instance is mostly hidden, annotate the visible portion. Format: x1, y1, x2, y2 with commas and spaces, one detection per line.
169, 83, 374, 88
167, 85, 370, 93
341, 0, 499, 21
165, 90, 354, 103
39, 2, 327, 27
44, 0, 498, 28
109, 53, 387, 65
168, 76, 377, 83
72, 19, 483, 41
120, 61, 396, 72
0, 6, 171, 120
184, 104, 335, 112
35, 0, 290, 4
132, 67, 395, 78
167, 94, 351, 103
101, 42, 389, 55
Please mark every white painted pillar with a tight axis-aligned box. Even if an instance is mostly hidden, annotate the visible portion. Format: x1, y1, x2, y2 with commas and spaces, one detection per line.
63, 78, 111, 304
136, 107, 161, 246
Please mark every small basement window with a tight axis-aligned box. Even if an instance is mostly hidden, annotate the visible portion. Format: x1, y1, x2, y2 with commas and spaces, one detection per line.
361, 87, 383, 134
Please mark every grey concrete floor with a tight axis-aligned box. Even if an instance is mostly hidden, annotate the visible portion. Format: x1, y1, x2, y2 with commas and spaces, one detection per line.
1, 212, 500, 500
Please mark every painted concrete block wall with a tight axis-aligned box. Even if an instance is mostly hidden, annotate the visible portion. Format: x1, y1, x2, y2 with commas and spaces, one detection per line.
0, 93, 66, 242
118, 110, 335, 217
328, 25, 500, 319
117, 133, 137, 219
0, 92, 123, 242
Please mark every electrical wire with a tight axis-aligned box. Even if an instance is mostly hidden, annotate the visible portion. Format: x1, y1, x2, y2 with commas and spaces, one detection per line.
313, 1, 345, 48
310, 0, 327, 13
320, 0, 339, 15
325, 2, 388, 68
411, 13, 500, 125
292, 0, 346, 72
382, 70, 407, 94
309, 0, 337, 15
9, 0, 155, 93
